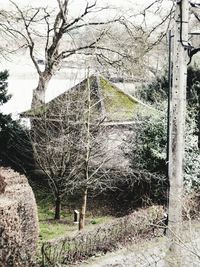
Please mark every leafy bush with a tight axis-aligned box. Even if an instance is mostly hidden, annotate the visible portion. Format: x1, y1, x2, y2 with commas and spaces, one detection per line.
138, 69, 168, 106
131, 114, 167, 174
129, 112, 200, 193
134, 65, 200, 193
138, 66, 200, 108
0, 70, 33, 173
184, 116, 200, 191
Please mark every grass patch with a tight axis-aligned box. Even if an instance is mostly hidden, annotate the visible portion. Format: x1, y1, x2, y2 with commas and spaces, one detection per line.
39, 220, 75, 240
38, 206, 114, 241
36, 194, 114, 241
37, 202, 76, 241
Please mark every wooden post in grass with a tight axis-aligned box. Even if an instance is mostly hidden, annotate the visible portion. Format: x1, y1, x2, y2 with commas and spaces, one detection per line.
74, 210, 79, 224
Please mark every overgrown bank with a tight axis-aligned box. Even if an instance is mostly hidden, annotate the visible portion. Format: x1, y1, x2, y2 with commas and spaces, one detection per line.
39, 206, 164, 266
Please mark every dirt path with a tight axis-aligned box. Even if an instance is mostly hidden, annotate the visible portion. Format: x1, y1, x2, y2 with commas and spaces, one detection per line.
79, 237, 167, 267
79, 222, 200, 267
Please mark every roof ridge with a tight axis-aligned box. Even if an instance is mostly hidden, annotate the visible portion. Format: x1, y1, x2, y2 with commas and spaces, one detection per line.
21, 74, 157, 119
96, 75, 107, 119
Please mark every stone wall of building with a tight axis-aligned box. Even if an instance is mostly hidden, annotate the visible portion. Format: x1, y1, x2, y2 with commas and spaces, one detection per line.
0, 167, 39, 266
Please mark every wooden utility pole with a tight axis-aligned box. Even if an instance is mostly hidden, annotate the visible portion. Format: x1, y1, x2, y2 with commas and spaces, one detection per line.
167, 0, 189, 266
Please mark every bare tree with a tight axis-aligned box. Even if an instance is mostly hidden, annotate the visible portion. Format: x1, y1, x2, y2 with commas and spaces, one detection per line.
0, 0, 178, 109
0, 0, 137, 109
28, 73, 120, 222
30, 97, 82, 220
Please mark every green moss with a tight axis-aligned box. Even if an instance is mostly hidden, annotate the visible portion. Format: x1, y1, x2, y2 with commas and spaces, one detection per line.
22, 105, 48, 117
100, 77, 142, 121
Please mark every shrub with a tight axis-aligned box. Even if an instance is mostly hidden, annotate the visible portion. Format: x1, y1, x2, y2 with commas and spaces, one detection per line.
40, 206, 164, 266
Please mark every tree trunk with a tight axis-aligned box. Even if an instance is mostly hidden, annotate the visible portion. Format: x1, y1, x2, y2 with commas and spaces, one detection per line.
54, 195, 61, 220
197, 98, 200, 150
78, 74, 90, 231
79, 188, 88, 231
31, 72, 52, 109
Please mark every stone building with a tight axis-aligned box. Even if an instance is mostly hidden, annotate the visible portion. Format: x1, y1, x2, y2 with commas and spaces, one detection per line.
22, 75, 152, 171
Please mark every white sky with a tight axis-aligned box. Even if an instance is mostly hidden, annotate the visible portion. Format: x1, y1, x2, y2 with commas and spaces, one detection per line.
0, 0, 169, 117
0, 0, 141, 8
0, 0, 140, 11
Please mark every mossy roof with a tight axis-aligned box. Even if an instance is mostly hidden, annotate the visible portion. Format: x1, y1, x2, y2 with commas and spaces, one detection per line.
22, 75, 152, 122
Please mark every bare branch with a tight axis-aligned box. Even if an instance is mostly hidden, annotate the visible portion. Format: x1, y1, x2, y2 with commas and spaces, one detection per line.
9, 0, 42, 75
65, 19, 121, 32
63, 1, 97, 31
